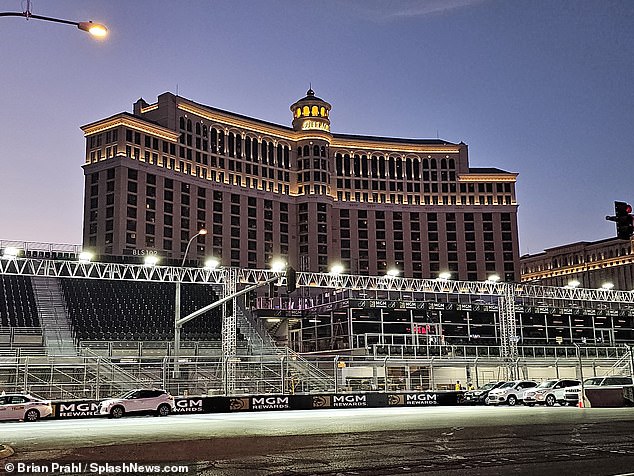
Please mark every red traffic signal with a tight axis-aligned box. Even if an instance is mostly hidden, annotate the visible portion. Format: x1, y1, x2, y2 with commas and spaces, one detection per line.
616, 201, 632, 215
606, 201, 634, 240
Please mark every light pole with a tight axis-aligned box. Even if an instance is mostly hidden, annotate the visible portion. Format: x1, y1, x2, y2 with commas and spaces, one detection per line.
174, 229, 207, 377
1, 2, 108, 38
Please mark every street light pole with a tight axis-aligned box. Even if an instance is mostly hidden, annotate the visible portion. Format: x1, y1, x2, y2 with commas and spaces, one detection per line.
174, 229, 207, 377
0, 7, 108, 38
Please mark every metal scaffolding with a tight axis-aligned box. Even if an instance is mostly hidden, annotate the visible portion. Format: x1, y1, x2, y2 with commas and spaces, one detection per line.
3, 258, 634, 304
3, 257, 634, 388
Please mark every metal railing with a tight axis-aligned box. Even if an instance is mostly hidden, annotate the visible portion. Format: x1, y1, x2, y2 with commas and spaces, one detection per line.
369, 341, 629, 361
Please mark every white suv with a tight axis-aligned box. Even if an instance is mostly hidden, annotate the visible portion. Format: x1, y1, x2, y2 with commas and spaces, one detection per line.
99, 388, 174, 418
564, 376, 633, 406
523, 379, 581, 407
486, 380, 538, 406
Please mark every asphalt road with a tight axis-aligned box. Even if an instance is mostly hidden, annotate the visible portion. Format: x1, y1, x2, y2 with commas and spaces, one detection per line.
3, 406, 634, 475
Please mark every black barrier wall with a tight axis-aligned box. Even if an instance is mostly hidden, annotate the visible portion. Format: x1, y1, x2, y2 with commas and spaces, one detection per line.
51, 391, 464, 419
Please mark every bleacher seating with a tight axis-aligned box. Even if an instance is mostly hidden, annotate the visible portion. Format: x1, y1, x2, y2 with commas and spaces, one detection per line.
59, 279, 231, 342
0, 275, 39, 327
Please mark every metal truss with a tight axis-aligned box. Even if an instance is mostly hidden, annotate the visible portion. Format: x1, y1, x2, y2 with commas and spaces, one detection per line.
3, 258, 634, 304
222, 267, 238, 395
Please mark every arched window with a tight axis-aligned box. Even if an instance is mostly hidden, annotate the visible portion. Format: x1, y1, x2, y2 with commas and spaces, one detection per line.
423, 158, 429, 169
195, 122, 201, 135
179, 117, 185, 130
303, 145, 309, 157
431, 158, 437, 169
344, 154, 351, 176
320, 107, 326, 117
379, 156, 386, 178
297, 146, 302, 157
261, 140, 268, 164
353, 155, 361, 176
186, 119, 192, 132
441, 158, 447, 169
295, 108, 301, 118
405, 158, 412, 180
449, 158, 455, 169
396, 157, 403, 179
236, 133, 242, 157
228, 132, 235, 157
303, 106, 310, 116
314, 145, 320, 156
268, 142, 274, 165
361, 155, 368, 177
245, 136, 251, 160
277, 144, 283, 167
218, 130, 225, 155
371, 156, 378, 178
252, 139, 259, 162
202, 125, 207, 137
388, 157, 395, 179
210, 128, 217, 153
311, 105, 319, 116
321, 146, 326, 157
284, 146, 290, 168
336, 153, 343, 175
413, 158, 420, 180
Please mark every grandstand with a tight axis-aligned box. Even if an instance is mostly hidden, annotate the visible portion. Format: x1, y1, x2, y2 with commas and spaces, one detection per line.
1, 242, 634, 399
60, 279, 224, 342
0, 275, 39, 328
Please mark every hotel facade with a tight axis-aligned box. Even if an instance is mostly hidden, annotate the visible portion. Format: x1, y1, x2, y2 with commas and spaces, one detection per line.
521, 237, 634, 290
81, 89, 520, 281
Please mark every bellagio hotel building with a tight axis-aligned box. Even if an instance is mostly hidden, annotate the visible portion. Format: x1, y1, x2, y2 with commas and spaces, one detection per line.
81, 89, 520, 281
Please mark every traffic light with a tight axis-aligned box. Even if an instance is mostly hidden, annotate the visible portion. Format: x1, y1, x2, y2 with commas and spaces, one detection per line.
606, 201, 634, 240
286, 266, 297, 294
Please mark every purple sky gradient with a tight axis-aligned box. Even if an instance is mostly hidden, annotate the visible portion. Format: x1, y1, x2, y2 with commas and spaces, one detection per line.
1, 0, 633, 255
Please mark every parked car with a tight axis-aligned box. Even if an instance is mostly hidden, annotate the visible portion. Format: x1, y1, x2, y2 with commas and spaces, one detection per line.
462, 381, 506, 405
486, 380, 538, 406
523, 379, 581, 406
564, 376, 633, 406
0, 393, 52, 422
99, 388, 174, 418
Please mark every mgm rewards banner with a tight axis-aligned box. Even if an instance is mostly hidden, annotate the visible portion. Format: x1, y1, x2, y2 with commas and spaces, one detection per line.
51, 392, 463, 418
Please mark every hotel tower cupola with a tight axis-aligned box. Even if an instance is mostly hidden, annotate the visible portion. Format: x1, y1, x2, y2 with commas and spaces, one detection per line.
290, 88, 332, 134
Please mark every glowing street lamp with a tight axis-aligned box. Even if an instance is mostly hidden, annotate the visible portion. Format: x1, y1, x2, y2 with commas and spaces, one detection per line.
2, 247, 20, 259
1, 2, 108, 39
204, 257, 220, 270
566, 280, 580, 289
487, 274, 501, 283
601, 282, 614, 290
78, 251, 93, 263
77, 21, 108, 38
143, 255, 159, 267
438, 271, 452, 281
330, 263, 345, 275
386, 268, 399, 277
270, 259, 286, 273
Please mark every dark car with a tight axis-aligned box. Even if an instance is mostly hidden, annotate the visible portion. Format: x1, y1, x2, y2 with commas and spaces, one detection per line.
462, 381, 506, 405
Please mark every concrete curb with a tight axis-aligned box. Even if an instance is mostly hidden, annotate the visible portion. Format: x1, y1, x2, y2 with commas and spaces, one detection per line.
0, 444, 15, 459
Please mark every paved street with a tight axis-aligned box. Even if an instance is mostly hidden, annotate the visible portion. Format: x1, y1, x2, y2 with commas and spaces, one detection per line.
3, 406, 634, 475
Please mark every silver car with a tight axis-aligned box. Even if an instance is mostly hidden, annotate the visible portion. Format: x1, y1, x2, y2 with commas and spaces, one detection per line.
523, 379, 581, 407
0, 393, 53, 422
486, 380, 538, 406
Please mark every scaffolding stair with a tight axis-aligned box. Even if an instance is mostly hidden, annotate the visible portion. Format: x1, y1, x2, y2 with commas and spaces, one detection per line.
30, 276, 77, 356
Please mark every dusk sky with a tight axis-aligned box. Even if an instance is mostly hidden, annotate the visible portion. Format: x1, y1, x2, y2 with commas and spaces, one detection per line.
1, 0, 633, 255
